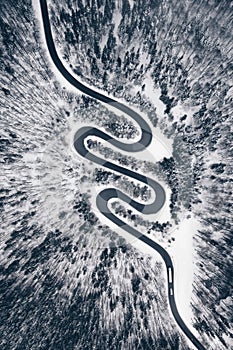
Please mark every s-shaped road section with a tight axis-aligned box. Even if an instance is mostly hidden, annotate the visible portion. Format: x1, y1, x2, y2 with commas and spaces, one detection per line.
39, 1, 206, 349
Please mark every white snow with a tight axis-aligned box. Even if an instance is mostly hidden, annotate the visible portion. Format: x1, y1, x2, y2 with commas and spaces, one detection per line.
33, 5, 200, 346
99, 34, 108, 52
168, 215, 201, 340
171, 100, 199, 125
143, 76, 166, 117
113, 8, 122, 47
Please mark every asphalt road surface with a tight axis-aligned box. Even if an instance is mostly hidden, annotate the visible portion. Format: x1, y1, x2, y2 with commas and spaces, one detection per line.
39, 1, 206, 349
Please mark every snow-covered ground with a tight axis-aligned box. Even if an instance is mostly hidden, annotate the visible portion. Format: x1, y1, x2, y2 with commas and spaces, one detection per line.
168, 215, 201, 340
34, 5, 200, 347
92, 205, 200, 350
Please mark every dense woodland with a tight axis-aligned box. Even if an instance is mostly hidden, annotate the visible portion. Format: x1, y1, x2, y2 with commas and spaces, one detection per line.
0, 0, 232, 349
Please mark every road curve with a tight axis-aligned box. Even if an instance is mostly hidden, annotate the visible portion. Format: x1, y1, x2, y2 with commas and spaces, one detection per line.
39, 1, 206, 349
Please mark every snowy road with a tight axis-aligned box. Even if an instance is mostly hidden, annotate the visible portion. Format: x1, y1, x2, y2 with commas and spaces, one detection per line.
39, 1, 206, 349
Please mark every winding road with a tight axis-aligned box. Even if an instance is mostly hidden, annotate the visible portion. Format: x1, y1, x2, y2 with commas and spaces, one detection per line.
39, 1, 206, 349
